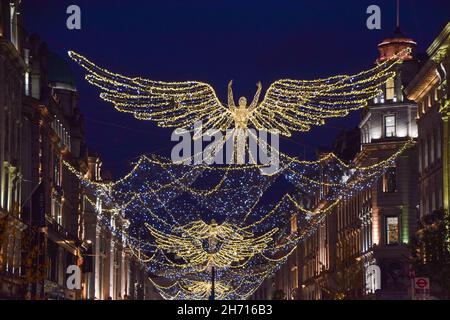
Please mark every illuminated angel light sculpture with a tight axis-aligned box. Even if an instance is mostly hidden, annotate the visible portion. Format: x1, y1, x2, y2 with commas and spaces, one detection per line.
65, 48, 413, 299
146, 220, 278, 269
68, 49, 408, 138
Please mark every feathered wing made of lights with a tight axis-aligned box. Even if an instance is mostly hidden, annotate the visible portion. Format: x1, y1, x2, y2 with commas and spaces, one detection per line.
68, 50, 406, 137
146, 220, 278, 269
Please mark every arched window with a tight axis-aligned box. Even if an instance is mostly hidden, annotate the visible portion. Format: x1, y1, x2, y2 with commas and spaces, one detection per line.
386, 78, 395, 101
0, 3, 4, 37
9, 1, 19, 49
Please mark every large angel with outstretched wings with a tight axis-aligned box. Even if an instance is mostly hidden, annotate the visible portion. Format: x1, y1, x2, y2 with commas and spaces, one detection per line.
146, 220, 277, 269
69, 50, 406, 137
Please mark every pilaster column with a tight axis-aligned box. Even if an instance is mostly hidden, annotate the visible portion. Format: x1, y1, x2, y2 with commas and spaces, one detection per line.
94, 225, 101, 299
109, 239, 115, 299
439, 54, 450, 213
442, 110, 450, 213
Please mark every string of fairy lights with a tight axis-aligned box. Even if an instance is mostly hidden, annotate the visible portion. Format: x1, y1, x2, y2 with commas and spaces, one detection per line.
65, 47, 413, 299
66, 129, 414, 300
65, 138, 413, 299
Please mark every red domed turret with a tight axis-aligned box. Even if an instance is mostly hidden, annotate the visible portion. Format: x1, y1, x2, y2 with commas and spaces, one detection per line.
377, 27, 417, 63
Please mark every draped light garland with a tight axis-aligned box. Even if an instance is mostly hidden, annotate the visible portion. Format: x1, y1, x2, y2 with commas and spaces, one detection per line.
65, 138, 414, 299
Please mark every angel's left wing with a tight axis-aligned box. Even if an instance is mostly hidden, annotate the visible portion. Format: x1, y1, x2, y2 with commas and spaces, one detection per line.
251, 50, 407, 136
68, 51, 233, 135
146, 223, 208, 264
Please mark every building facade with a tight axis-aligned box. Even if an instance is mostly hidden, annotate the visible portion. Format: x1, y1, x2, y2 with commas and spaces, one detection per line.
254, 28, 422, 300
0, 0, 27, 299
407, 22, 450, 218
406, 22, 450, 298
81, 153, 159, 300
0, 0, 158, 300
13, 30, 86, 300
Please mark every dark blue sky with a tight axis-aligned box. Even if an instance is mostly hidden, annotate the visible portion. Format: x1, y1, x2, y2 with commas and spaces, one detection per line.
22, 0, 450, 176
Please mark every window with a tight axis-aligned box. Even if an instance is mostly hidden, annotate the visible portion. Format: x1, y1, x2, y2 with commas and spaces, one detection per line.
24, 49, 30, 96
384, 115, 396, 137
427, 134, 432, 167
386, 217, 399, 245
24, 72, 30, 96
31, 74, 41, 99
51, 197, 62, 225
428, 193, 433, 214
383, 167, 397, 193
432, 190, 436, 211
431, 132, 435, 164
290, 214, 298, 234
0, 3, 3, 37
53, 155, 61, 186
418, 143, 422, 172
51, 118, 71, 151
3, 170, 10, 210
96, 197, 102, 213
366, 265, 381, 294
291, 266, 298, 290
386, 78, 395, 101
111, 214, 116, 230
9, 2, 19, 49
437, 126, 442, 160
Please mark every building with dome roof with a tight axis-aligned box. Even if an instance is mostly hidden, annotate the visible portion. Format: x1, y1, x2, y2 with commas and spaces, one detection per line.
47, 51, 77, 93
252, 24, 423, 301
252, 21, 450, 301
19, 31, 87, 300
377, 27, 417, 64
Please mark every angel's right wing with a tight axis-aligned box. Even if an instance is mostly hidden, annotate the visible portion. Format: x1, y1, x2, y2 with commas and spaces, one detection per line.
251, 49, 408, 136
69, 51, 233, 135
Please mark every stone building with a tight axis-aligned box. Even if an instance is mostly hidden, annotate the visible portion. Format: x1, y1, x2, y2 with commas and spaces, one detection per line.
0, 0, 158, 300
1, 0, 83, 299
0, 0, 27, 299
253, 27, 421, 300
406, 22, 450, 219
405, 22, 450, 298
81, 152, 159, 300
19, 32, 86, 299
351, 28, 420, 300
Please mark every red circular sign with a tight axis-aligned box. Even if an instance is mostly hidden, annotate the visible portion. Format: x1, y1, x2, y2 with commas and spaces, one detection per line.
416, 278, 428, 288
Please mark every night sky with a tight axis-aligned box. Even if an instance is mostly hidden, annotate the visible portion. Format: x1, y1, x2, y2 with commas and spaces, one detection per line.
21, 0, 450, 177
